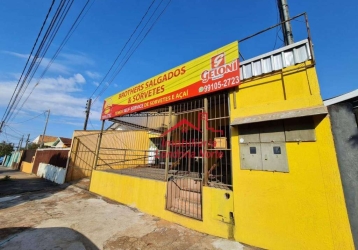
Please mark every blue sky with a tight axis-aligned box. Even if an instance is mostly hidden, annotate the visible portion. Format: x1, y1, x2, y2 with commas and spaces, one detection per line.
0, 0, 357, 145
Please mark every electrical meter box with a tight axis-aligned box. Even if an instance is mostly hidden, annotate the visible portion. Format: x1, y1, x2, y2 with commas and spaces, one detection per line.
239, 121, 289, 172
240, 143, 263, 170
261, 142, 289, 172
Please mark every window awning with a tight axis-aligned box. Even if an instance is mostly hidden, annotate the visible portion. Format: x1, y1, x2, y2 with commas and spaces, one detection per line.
231, 106, 328, 126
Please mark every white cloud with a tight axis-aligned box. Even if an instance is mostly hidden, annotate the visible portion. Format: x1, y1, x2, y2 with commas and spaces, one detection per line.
35, 73, 86, 92
49, 119, 87, 127
0, 46, 104, 130
3, 51, 27, 59
2, 51, 96, 75
3, 51, 70, 74
74, 73, 85, 84
86, 71, 101, 79
60, 53, 95, 66
0, 74, 102, 121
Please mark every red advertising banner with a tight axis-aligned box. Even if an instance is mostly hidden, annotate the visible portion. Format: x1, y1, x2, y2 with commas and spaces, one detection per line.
101, 41, 239, 119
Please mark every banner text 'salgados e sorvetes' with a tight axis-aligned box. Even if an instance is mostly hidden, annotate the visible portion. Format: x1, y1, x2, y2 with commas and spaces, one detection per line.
101, 41, 240, 119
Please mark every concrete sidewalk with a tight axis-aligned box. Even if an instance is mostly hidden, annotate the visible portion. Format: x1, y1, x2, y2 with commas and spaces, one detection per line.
0, 168, 256, 250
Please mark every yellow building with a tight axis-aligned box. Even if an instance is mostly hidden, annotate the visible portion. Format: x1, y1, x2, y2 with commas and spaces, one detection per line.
87, 21, 355, 249
229, 54, 353, 249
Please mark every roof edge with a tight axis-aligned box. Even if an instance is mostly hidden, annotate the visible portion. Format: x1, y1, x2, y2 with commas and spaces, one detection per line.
324, 89, 358, 106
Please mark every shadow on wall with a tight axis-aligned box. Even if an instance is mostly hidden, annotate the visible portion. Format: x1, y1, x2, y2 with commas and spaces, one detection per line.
0, 227, 98, 250
48, 153, 68, 168
35, 152, 70, 184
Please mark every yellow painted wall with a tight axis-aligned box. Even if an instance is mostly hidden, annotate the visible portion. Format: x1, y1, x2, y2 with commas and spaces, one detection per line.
89, 61, 354, 249
230, 61, 322, 118
230, 62, 354, 249
90, 170, 235, 239
21, 162, 33, 174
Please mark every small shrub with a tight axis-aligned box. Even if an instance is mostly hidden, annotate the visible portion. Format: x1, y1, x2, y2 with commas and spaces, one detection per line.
0, 175, 11, 181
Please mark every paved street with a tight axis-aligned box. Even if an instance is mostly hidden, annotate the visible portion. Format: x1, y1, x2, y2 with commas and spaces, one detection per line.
0, 167, 254, 250
0, 167, 58, 197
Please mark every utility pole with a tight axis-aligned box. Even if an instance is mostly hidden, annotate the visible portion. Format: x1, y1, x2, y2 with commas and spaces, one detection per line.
18, 135, 24, 151
0, 121, 4, 133
40, 110, 50, 148
83, 99, 92, 131
277, 0, 294, 45
25, 134, 30, 149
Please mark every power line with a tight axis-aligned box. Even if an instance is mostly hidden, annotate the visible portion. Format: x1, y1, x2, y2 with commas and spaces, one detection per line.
7, 0, 68, 121
90, 0, 157, 99
3, 128, 22, 140
8, 0, 74, 123
99, 0, 167, 96
12, 0, 94, 121
89, 117, 96, 130
6, 111, 46, 125
1, 0, 69, 126
3, 129, 9, 143
0, 0, 55, 130
93, 0, 169, 102
0, 133, 10, 143
5, 126, 24, 137
92, 0, 172, 104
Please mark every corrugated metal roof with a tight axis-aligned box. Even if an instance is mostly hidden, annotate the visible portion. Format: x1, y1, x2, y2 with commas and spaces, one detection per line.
240, 39, 311, 80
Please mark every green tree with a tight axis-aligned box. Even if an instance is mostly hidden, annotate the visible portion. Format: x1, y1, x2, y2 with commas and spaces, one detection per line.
0, 141, 14, 157
26, 143, 40, 150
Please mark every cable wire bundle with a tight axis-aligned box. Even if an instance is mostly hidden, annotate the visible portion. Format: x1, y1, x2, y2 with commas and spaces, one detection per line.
90, 0, 172, 105
0, 0, 94, 133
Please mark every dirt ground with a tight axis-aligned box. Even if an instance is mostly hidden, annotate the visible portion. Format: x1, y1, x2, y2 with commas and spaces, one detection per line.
0, 167, 257, 250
